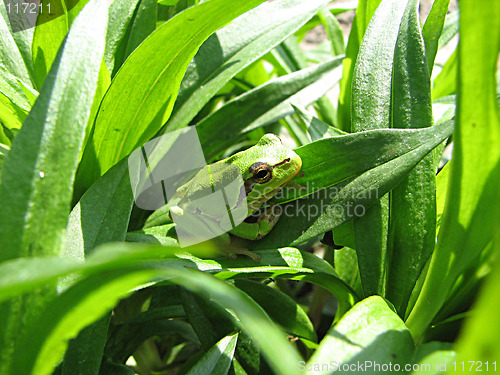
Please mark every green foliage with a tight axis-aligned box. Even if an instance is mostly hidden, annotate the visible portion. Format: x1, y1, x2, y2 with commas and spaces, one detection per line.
0, 0, 498, 374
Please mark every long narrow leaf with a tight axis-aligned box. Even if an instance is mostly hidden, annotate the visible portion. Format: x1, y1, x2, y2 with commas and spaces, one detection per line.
76, 0, 267, 195
0, 1, 109, 372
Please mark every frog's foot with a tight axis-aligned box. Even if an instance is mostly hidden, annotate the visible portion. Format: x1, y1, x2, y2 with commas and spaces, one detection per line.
211, 233, 261, 262
220, 246, 261, 262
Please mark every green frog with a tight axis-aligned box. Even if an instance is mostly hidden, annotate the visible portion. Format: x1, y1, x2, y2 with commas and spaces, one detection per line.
169, 133, 302, 260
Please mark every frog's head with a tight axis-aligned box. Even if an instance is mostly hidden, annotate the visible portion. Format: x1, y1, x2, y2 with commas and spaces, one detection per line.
226, 134, 302, 210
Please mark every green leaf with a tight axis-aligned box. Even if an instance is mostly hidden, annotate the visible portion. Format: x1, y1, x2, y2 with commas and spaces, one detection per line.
32, 0, 69, 89
337, 0, 382, 131
274, 35, 338, 127
447, 233, 500, 374
432, 49, 457, 100
0, 1, 36, 81
165, 0, 332, 132
235, 279, 316, 342
307, 296, 415, 374
61, 315, 111, 375
293, 105, 346, 141
406, 0, 500, 340
0, 1, 109, 372
196, 57, 344, 160
422, 0, 451, 74
0, 9, 33, 90
411, 342, 456, 374
386, 0, 436, 317
76, 0, 267, 195
66, 159, 134, 260
124, 0, 157, 58
165, 267, 304, 375
348, 0, 407, 297
186, 333, 238, 375
435, 161, 451, 234
62, 158, 134, 375
0, 92, 27, 143
318, 8, 345, 56
104, 0, 142, 76
105, 315, 198, 363
276, 122, 451, 203
13, 268, 160, 375
438, 10, 459, 50
0, 243, 348, 375
0, 143, 8, 175
180, 288, 222, 351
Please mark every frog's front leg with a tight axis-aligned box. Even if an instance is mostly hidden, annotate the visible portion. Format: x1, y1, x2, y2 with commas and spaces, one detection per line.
229, 202, 282, 240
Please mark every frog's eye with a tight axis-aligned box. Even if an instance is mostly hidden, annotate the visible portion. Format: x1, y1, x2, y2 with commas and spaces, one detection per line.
249, 162, 273, 184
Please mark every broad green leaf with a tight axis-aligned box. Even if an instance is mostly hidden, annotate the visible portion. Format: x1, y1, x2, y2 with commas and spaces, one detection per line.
12, 258, 304, 375
196, 57, 344, 160
104, 0, 142, 76
0, 1, 109, 372
406, 0, 500, 340
347, 0, 407, 297
32, 0, 69, 89
76, 0, 267, 195
235, 279, 316, 342
386, 0, 436, 317
165, 267, 304, 375
307, 296, 415, 375
165, 0, 332, 132
0, 0, 108, 261
178, 290, 265, 375
422, 0, 451, 74
337, 0, 382, 131
186, 333, 238, 375
252, 121, 452, 251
